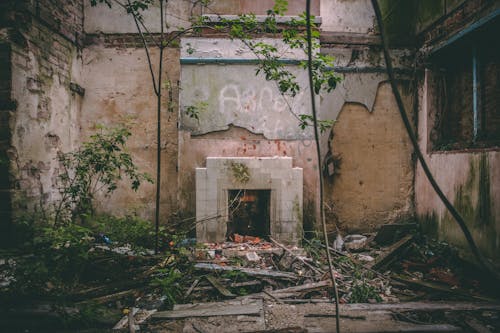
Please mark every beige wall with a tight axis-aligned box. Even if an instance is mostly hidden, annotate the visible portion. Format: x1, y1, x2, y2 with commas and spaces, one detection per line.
327, 82, 414, 232
81, 45, 180, 221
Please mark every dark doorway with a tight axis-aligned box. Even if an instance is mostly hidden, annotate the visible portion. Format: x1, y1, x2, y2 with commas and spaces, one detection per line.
227, 190, 270, 239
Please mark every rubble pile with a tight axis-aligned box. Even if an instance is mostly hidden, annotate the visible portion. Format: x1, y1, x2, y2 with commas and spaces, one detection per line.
1, 225, 499, 331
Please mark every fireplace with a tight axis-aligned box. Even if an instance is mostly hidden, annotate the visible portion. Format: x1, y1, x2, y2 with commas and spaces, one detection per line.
227, 189, 271, 239
195, 157, 303, 245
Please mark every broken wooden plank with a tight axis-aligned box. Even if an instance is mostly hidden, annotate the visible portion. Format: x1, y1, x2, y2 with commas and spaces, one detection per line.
374, 223, 417, 246
194, 263, 298, 280
80, 289, 137, 305
339, 301, 500, 312
392, 275, 497, 302
270, 237, 325, 275
270, 280, 331, 299
113, 308, 139, 330
152, 299, 263, 319
371, 235, 414, 271
185, 278, 199, 297
205, 275, 236, 297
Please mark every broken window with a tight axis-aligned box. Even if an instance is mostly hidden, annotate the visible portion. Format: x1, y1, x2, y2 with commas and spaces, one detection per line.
429, 17, 500, 151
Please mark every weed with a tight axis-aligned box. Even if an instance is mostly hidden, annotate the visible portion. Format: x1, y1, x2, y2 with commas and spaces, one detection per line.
150, 268, 183, 308
55, 125, 153, 225
229, 162, 250, 184
350, 281, 382, 303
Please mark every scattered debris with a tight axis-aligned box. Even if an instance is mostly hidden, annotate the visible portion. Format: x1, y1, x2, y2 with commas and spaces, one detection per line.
374, 223, 417, 246
152, 299, 263, 319
371, 234, 414, 270
343, 234, 368, 251
2, 224, 499, 332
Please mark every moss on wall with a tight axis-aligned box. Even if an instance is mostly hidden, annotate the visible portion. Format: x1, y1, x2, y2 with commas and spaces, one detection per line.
426, 154, 498, 263
419, 212, 439, 238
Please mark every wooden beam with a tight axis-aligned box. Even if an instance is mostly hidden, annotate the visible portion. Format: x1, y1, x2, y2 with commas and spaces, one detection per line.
152, 299, 263, 319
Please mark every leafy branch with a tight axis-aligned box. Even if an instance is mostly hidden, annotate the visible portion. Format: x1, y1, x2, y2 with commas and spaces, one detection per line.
55, 125, 153, 225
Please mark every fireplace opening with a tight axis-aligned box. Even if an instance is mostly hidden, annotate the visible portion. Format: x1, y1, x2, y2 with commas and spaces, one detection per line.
227, 189, 271, 240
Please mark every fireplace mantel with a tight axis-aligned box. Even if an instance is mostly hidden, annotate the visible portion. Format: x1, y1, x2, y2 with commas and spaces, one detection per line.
195, 157, 303, 244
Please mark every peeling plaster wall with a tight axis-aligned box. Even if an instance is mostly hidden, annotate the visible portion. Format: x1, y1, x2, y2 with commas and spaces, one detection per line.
179, 38, 315, 140
1, 0, 419, 239
205, 0, 320, 16
81, 44, 180, 221
416, 70, 500, 264
319, 41, 415, 233
329, 82, 414, 232
0, 0, 84, 232
320, 0, 376, 34
178, 37, 323, 228
414, 1, 500, 265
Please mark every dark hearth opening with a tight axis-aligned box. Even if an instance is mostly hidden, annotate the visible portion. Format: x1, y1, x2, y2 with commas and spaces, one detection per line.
227, 189, 270, 239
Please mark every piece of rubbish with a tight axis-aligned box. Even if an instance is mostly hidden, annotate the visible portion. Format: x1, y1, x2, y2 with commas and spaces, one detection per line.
343, 234, 367, 251
176, 238, 197, 247
246, 251, 261, 262
270, 237, 324, 275
185, 279, 200, 297
113, 308, 139, 330
333, 234, 344, 251
231, 234, 261, 244
98, 233, 112, 244
356, 254, 375, 262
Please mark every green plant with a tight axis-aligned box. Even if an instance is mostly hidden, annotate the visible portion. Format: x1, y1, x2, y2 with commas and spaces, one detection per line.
229, 162, 250, 184
9, 223, 96, 296
350, 281, 382, 303
184, 101, 208, 121
55, 125, 153, 224
150, 267, 183, 307
89, 214, 172, 249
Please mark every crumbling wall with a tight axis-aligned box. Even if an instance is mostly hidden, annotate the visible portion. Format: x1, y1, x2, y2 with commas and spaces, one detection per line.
0, 0, 84, 234
80, 37, 180, 220
416, 70, 500, 263
320, 19, 416, 234
414, 1, 500, 265
178, 37, 320, 228
329, 82, 414, 232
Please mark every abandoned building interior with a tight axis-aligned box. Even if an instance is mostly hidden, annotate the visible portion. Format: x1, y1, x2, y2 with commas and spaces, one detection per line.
0, 0, 499, 331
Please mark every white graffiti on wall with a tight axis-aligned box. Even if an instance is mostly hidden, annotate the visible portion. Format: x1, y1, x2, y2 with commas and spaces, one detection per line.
219, 84, 299, 115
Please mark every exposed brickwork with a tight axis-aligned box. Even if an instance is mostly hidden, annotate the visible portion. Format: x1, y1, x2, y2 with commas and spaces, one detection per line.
84, 33, 167, 48
0, 1, 83, 242
418, 0, 498, 47
0, 43, 13, 239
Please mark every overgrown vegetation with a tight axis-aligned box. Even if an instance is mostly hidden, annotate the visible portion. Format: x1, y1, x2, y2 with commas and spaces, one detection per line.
55, 125, 153, 225
229, 161, 251, 184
